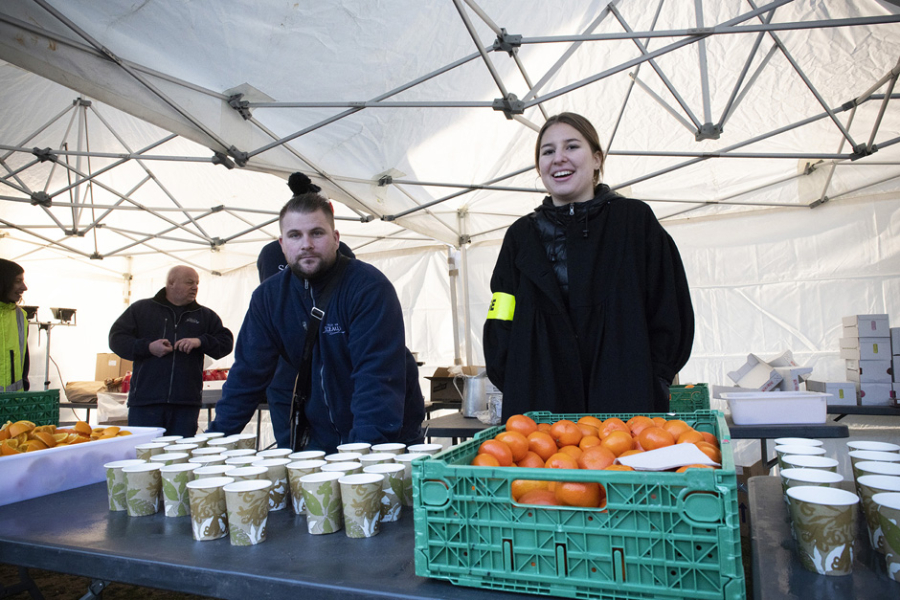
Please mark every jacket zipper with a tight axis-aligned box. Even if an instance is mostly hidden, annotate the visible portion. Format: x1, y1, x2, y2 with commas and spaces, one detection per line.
305, 278, 341, 443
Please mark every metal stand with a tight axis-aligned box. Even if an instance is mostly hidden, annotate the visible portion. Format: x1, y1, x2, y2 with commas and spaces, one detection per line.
35, 317, 75, 391
0, 566, 46, 600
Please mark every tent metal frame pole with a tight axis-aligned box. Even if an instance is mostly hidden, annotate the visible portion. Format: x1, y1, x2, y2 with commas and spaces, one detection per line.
717, 11, 774, 128
814, 105, 857, 207
458, 210, 473, 366
392, 182, 460, 240
628, 73, 697, 134
0, 217, 91, 257
695, 0, 712, 126
866, 72, 898, 153
447, 248, 462, 367
720, 44, 778, 127
452, 0, 510, 99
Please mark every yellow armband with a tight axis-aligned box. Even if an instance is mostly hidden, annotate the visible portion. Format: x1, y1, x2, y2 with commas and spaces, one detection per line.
486, 292, 515, 321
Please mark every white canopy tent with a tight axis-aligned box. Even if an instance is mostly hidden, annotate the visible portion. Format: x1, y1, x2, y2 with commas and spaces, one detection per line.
0, 1, 898, 410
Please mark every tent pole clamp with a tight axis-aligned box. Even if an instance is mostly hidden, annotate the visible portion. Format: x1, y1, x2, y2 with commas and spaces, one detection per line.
849, 143, 875, 161
459, 234, 471, 245
90, 252, 102, 260
492, 29, 522, 57
227, 94, 252, 120
74, 98, 92, 107
227, 146, 249, 167
492, 93, 524, 119
695, 123, 721, 141
378, 175, 393, 186
32, 147, 58, 163
212, 152, 236, 169
30, 191, 52, 207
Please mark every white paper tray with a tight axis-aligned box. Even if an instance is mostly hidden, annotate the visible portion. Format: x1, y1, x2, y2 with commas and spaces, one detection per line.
1, 426, 164, 507
720, 391, 830, 425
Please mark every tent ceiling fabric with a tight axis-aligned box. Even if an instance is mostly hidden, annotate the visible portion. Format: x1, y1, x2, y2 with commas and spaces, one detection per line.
1, 0, 899, 274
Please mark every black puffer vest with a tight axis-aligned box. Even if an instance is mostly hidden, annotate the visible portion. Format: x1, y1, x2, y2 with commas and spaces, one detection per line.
531, 186, 619, 303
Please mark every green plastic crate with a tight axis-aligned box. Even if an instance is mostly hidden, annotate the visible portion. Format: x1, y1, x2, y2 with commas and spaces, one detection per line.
413, 410, 744, 600
670, 383, 710, 413
0, 389, 59, 427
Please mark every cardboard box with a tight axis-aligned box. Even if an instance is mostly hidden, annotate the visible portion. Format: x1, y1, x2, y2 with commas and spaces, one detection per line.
766, 350, 811, 381
839, 337, 891, 361
846, 359, 892, 383
896, 356, 900, 383
774, 366, 813, 391
426, 366, 483, 402
805, 380, 857, 406
842, 314, 890, 338
95, 353, 133, 381
727, 354, 783, 391
735, 460, 768, 537
857, 382, 895, 406
892, 328, 900, 355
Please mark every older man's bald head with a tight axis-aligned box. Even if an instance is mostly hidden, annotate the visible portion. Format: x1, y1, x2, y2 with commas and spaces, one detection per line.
165, 266, 199, 306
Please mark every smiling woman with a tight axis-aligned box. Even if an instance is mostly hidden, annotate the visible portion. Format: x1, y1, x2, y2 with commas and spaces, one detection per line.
483, 112, 695, 421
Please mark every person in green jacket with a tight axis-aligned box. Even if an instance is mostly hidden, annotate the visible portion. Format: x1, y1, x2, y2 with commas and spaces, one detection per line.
0, 259, 30, 392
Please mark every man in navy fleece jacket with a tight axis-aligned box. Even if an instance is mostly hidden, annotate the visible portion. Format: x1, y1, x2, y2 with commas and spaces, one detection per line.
209, 193, 424, 452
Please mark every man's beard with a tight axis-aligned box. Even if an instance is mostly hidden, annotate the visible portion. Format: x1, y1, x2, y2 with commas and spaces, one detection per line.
289, 253, 335, 280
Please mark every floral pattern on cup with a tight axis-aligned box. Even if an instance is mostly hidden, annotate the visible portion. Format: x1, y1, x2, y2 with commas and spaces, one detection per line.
299, 472, 344, 534
394, 453, 428, 506
186, 476, 234, 541
339, 473, 384, 538
122, 463, 163, 517
286, 460, 326, 515
252, 458, 291, 511
786, 486, 859, 576
873, 492, 900, 582
363, 463, 404, 522
224, 479, 271, 546
160, 463, 199, 517
857, 475, 900, 553
104, 459, 146, 511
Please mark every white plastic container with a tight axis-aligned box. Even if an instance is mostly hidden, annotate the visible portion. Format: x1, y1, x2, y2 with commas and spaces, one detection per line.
2, 426, 164, 507
720, 391, 830, 425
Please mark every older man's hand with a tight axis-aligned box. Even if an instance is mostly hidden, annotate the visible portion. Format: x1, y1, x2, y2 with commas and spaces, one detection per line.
149, 339, 173, 357
174, 337, 201, 353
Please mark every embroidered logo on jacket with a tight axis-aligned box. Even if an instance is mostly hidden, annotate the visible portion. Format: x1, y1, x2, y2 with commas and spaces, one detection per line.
185, 317, 200, 325
323, 323, 343, 335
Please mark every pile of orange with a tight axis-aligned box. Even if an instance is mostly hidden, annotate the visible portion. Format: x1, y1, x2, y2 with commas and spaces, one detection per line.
0, 420, 131, 456
471, 414, 722, 508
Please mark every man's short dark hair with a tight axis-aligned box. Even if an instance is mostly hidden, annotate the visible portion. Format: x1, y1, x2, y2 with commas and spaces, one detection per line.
0, 258, 24, 303
279, 192, 335, 230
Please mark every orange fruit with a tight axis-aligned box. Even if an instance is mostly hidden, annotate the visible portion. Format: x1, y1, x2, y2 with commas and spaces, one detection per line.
600, 430, 635, 457
598, 417, 630, 439
618, 449, 644, 458
516, 451, 546, 469
33, 432, 56, 448
74, 421, 92, 436
577, 446, 616, 470
495, 431, 529, 462
700, 431, 720, 448
651, 417, 667, 427
527, 431, 558, 461
549, 420, 582, 448
506, 414, 538, 438
578, 435, 602, 451
576, 423, 599, 439
536, 422, 552, 433
637, 426, 675, 451
471, 453, 500, 467
604, 464, 634, 471
626, 416, 654, 436
576, 415, 604, 429
478, 439, 514, 466
24, 439, 48, 452
555, 481, 606, 508
662, 419, 693, 440
558, 445, 583, 460
695, 442, 722, 463
676, 464, 715, 473
517, 489, 560, 506
1, 442, 22, 455
676, 430, 704, 445
7, 421, 34, 438
511, 479, 550, 501
0, 428, 8, 442
544, 452, 579, 470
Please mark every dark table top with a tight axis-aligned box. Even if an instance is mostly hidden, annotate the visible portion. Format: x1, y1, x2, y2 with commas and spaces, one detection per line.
0, 482, 535, 600
749, 475, 897, 599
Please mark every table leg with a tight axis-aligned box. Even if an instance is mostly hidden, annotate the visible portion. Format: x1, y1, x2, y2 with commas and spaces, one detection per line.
0, 566, 46, 600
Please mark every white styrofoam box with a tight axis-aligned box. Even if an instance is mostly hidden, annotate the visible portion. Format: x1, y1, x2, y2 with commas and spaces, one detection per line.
839, 337, 891, 361
857, 383, 895, 406
895, 356, 899, 382
1, 426, 164, 507
774, 366, 814, 391
842, 314, 890, 338
720, 391, 829, 425
727, 354, 783, 391
892, 328, 900, 356
805, 380, 857, 406
846, 359, 893, 383
766, 350, 811, 381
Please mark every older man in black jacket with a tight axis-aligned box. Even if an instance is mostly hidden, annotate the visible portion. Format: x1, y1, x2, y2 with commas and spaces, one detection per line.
109, 265, 234, 436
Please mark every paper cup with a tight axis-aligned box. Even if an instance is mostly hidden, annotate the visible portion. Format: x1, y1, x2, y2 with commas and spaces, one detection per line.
786, 486, 859, 576
188, 455, 227, 467
164, 443, 199, 454
227, 465, 269, 483
252, 458, 291, 511
159, 463, 199, 517
122, 463, 163, 517
200, 431, 225, 440
780, 468, 843, 499
224, 479, 272, 546
286, 460, 327, 515
325, 452, 363, 463
179, 436, 209, 448
394, 453, 427, 506
407, 443, 443, 456
774, 445, 826, 470
104, 459, 146, 511
288, 450, 326, 461
134, 442, 169, 461
857, 475, 900, 553
774, 437, 824, 448
337, 443, 371, 455
359, 453, 396, 468
299, 472, 344, 534
321, 461, 363, 475
257, 448, 292, 459
152, 435, 183, 444
363, 463, 405, 522
191, 447, 226, 457
221, 448, 257, 458
149, 452, 190, 466
781, 455, 839, 473
186, 476, 234, 541
873, 492, 900, 582
847, 440, 900, 454
339, 473, 384, 538
849, 450, 900, 472
207, 436, 240, 452
234, 433, 258, 450
370, 443, 406, 455
855, 461, 900, 479
224, 456, 261, 467
193, 464, 236, 480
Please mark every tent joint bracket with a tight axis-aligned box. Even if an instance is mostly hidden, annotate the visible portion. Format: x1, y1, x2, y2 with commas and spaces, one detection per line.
378, 175, 393, 186
90, 252, 103, 260
492, 29, 522, 57
459, 234, 471, 245
74, 97, 92, 107
227, 94, 253, 120
212, 152, 236, 169
32, 147, 58, 163
849, 144, 876, 161
695, 123, 722, 141
30, 191, 52, 207
492, 93, 525, 119
227, 146, 249, 167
